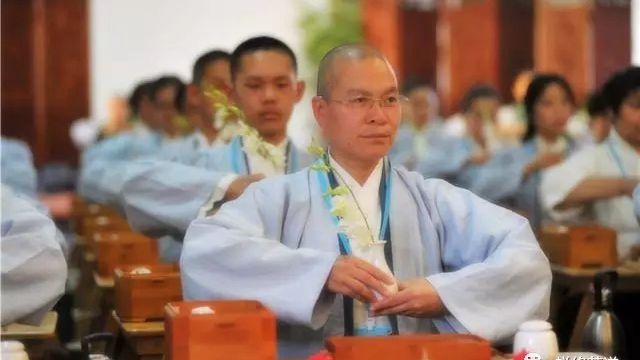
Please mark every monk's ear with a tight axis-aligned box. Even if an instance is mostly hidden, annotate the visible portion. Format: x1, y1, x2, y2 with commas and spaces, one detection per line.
312, 96, 327, 129
295, 81, 305, 103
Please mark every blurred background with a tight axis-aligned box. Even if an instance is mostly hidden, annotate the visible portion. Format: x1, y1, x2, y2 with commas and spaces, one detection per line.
1, 0, 638, 168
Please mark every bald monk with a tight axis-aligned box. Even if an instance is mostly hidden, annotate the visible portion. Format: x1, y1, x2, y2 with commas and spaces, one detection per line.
181, 45, 551, 352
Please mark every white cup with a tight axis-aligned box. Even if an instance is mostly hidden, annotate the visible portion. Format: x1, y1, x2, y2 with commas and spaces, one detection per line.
513, 320, 558, 360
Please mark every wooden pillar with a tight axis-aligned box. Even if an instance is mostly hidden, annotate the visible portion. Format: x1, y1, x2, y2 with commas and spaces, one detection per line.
361, 0, 403, 77
400, 1, 438, 86
437, 0, 533, 115
534, 0, 630, 103
1, 0, 89, 166
361, 0, 438, 88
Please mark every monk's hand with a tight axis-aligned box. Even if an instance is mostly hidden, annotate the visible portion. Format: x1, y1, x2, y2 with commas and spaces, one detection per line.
370, 278, 445, 317
326, 256, 396, 304
224, 174, 265, 201
532, 152, 564, 171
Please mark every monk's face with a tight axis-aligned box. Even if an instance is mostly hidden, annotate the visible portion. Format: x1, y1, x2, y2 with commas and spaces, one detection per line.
313, 57, 401, 163
200, 60, 231, 91
153, 85, 180, 136
232, 50, 304, 142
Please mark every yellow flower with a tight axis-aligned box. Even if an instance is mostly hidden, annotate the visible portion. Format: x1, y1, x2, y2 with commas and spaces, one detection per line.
330, 195, 350, 218
311, 162, 331, 172
325, 185, 349, 197
307, 138, 326, 157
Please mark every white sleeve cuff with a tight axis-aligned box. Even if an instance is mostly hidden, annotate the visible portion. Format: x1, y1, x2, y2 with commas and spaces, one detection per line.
197, 174, 239, 218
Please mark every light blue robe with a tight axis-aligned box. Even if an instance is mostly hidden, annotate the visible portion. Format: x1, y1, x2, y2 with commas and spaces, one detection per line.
120, 160, 227, 238
78, 131, 164, 203
181, 164, 551, 351
1, 186, 67, 325
192, 135, 312, 173
1, 137, 37, 198
78, 131, 204, 206
120, 136, 312, 239
466, 138, 579, 229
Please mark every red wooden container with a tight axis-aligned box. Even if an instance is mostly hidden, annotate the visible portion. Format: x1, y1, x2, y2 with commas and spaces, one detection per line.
115, 264, 182, 322
326, 334, 492, 360
540, 224, 618, 268
95, 232, 158, 277
164, 300, 276, 360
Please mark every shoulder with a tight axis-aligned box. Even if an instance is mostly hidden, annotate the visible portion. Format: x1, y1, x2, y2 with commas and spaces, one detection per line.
249, 167, 312, 195
394, 166, 470, 201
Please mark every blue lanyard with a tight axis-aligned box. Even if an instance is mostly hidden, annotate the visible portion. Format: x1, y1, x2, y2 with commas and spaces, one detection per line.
231, 136, 292, 175
607, 138, 628, 177
230, 137, 248, 174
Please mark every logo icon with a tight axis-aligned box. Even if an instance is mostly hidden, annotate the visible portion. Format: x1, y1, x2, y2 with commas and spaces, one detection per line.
524, 353, 542, 360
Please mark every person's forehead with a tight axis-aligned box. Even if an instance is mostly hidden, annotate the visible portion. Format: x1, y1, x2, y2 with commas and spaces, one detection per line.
236, 50, 295, 79
330, 57, 397, 93
205, 60, 230, 75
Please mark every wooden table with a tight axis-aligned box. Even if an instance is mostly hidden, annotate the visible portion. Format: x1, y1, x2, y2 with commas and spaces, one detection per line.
111, 311, 164, 360
551, 262, 640, 351
1, 312, 59, 360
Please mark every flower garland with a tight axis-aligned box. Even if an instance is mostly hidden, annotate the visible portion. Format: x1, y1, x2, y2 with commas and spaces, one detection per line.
308, 140, 379, 249
204, 87, 285, 168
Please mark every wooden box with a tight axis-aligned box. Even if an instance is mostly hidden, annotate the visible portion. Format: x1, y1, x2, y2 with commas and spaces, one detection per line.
115, 264, 182, 322
95, 232, 158, 278
164, 300, 276, 360
326, 334, 491, 360
80, 214, 129, 241
90, 230, 133, 255
540, 224, 617, 268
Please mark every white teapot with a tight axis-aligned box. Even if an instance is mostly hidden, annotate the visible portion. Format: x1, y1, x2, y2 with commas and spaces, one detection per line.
513, 320, 558, 360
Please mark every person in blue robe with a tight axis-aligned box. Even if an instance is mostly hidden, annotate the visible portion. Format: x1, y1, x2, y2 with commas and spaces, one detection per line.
180, 45, 551, 358
119, 37, 311, 241
1, 137, 37, 198
1, 185, 67, 325
463, 74, 581, 229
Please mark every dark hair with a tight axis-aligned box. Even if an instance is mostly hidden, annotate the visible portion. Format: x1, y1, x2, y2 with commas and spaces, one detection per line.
150, 75, 185, 110
230, 36, 297, 79
586, 90, 609, 118
601, 66, 640, 118
523, 74, 575, 141
128, 80, 153, 116
459, 84, 499, 113
192, 49, 230, 85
